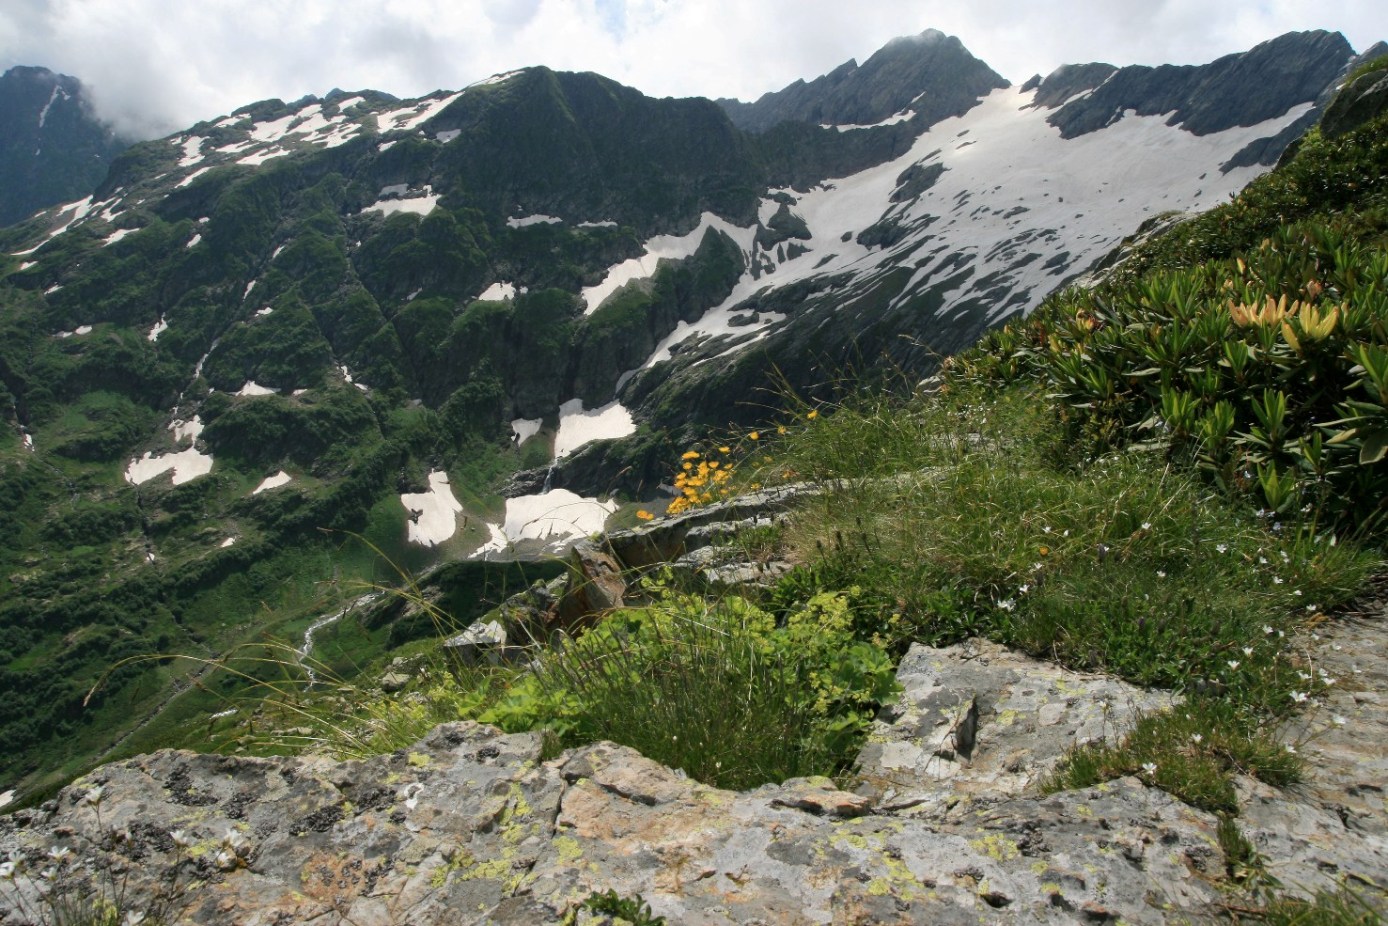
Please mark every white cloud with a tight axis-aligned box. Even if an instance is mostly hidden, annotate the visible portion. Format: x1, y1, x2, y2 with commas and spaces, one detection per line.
1, 0, 1382, 139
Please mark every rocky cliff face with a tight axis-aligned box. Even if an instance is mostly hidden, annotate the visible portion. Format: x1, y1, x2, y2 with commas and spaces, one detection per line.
0, 66, 127, 227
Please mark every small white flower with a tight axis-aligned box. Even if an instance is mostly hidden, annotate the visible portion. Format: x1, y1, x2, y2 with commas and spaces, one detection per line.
1286, 744, 1297, 754
1307, 603, 1319, 612
1242, 647, 1254, 657
1293, 589, 1303, 597
1141, 522, 1152, 531
1273, 576, 1284, 585
47, 847, 70, 862
83, 786, 104, 805
1290, 691, 1309, 703
1280, 550, 1290, 562
1062, 529, 1070, 537
1156, 570, 1167, 579
170, 830, 192, 848
1216, 543, 1228, 553
1322, 677, 1337, 686
1332, 715, 1347, 727
996, 598, 1017, 612
0, 860, 14, 880
1141, 762, 1157, 775
1031, 562, 1044, 572
1264, 625, 1275, 635
124, 912, 146, 926
1227, 660, 1240, 670
1298, 671, 1312, 681
1017, 584, 1030, 595
1043, 526, 1052, 534
1190, 733, 1204, 745
1332, 644, 1342, 652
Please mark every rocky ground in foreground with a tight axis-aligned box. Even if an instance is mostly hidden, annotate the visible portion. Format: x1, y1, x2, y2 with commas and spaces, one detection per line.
1, 550, 1384, 925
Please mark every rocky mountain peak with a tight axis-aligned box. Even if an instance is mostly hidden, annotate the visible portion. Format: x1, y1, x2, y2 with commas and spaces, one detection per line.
0, 65, 128, 226
1037, 29, 1356, 141
717, 29, 1008, 134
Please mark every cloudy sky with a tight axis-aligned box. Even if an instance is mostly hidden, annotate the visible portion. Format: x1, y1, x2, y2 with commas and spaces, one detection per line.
1, 0, 1383, 139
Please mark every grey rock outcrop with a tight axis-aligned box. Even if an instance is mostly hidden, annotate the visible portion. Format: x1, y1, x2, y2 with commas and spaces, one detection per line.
1321, 66, 1388, 139
6, 609, 1386, 924
855, 640, 1174, 815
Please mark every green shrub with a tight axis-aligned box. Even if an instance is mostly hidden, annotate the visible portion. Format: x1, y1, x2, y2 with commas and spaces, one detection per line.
480, 583, 898, 790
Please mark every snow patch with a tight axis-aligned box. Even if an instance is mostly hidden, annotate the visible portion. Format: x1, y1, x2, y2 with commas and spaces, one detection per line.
400, 470, 464, 547
822, 109, 916, 132
506, 214, 562, 228
239, 147, 287, 166
379, 91, 465, 133
477, 489, 617, 555
125, 416, 214, 486
578, 220, 618, 228
102, 227, 135, 247
436, 129, 461, 143
582, 212, 757, 314
511, 417, 542, 445
177, 167, 212, 188
37, 85, 67, 129
11, 196, 94, 254
361, 185, 439, 217
479, 281, 522, 301
253, 470, 292, 495
185, 233, 202, 248
235, 381, 277, 397
220, 537, 236, 548
147, 317, 168, 341
554, 398, 635, 458
469, 70, 524, 88
256, 306, 274, 316
177, 136, 205, 166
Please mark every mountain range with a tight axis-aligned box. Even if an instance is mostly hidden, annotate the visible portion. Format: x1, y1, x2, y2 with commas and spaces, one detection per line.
0, 27, 1382, 798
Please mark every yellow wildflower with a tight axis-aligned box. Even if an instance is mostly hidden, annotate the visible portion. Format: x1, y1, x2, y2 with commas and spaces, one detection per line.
806, 410, 818, 420
636, 510, 654, 521
719, 446, 731, 454
749, 431, 759, 441
681, 450, 701, 460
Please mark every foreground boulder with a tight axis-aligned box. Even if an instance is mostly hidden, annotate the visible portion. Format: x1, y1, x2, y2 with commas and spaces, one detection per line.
3, 624, 1385, 924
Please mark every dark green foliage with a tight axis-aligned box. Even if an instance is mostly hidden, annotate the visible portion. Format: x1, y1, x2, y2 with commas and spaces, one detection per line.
49, 391, 160, 462
200, 387, 379, 469
953, 113, 1388, 533
582, 890, 666, 925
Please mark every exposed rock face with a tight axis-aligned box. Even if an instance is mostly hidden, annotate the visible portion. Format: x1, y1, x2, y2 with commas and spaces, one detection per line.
0, 66, 127, 227
1321, 66, 1388, 139
5, 610, 1386, 924
1038, 31, 1354, 143
855, 640, 1174, 815
718, 29, 1009, 133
